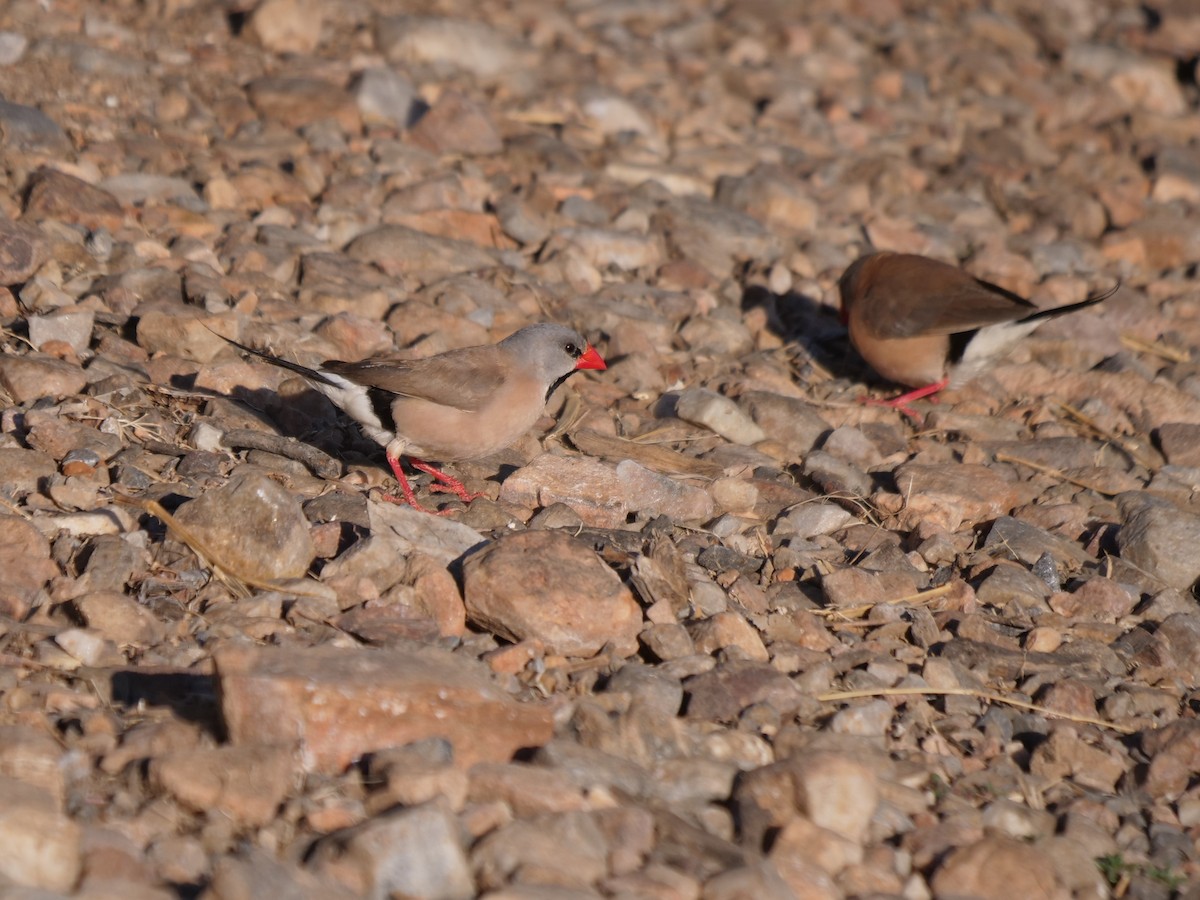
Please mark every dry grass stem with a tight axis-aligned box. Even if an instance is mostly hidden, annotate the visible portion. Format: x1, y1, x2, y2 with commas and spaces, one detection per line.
816, 685, 1138, 734
1120, 332, 1191, 364
114, 494, 331, 600
568, 427, 724, 477
1055, 402, 1160, 472
814, 582, 957, 620
994, 451, 1122, 496
545, 387, 585, 440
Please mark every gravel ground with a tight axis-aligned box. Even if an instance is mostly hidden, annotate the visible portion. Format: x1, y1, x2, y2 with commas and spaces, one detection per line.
1, 0, 1200, 897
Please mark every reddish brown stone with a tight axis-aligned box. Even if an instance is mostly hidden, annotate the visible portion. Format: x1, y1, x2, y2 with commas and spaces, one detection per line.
24, 168, 124, 230
215, 644, 553, 774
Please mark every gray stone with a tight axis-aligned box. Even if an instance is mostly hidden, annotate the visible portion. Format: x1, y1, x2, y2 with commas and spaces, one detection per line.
615, 459, 714, 523
315, 801, 473, 900
353, 67, 419, 127
1117, 492, 1200, 590
714, 164, 819, 231
345, 225, 495, 280
27, 305, 94, 354
1157, 613, 1200, 675
210, 848, 344, 900
974, 564, 1051, 612
376, 16, 521, 79
979, 513, 1094, 571
653, 197, 783, 278
674, 388, 766, 445
740, 391, 831, 458
367, 500, 485, 566
17, 275, 73, 312
0, 31, 28, 66
0, 99, 69, 151
173, 471, 316, 582
494, 194, 550, 246
821, 426, 885, 470
473, 810, 609, 892
551, 227, 664, 272
772, 502, 855, 539
802, 450, 873, 498
99, 174, 204, 209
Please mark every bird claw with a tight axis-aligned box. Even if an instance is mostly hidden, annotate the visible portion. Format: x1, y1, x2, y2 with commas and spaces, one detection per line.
428, 483, 485, 502
408, 459, 482, 504
862, 395, 925, 424
857, 378, 946, 425
376, 490, 458, 516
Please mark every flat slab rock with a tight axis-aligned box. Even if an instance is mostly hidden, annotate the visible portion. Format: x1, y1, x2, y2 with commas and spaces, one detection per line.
215, 643, 553, 774
499, 453, 714, 527
880, 463, 1033, 532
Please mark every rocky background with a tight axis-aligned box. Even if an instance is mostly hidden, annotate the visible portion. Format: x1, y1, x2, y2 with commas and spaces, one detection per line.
1, 0, 1199, 897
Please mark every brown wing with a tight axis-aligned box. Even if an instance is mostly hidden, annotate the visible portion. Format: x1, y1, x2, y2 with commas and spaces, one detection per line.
859, 256, 1039, 339
323, 345, 507, 413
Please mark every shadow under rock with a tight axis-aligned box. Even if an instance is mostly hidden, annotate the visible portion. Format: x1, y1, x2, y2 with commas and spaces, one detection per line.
110, 668, 223, 737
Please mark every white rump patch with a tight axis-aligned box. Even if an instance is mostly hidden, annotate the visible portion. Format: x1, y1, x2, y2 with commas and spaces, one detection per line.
314, 371, 393, 447
951, 320, 1041, 388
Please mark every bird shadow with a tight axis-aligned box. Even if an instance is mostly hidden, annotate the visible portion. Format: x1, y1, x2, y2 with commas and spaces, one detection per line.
167, 372, 358, 457
740, 283, 871, 384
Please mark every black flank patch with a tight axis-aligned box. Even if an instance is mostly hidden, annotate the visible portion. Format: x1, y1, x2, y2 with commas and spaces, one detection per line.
367, 387, 398, 434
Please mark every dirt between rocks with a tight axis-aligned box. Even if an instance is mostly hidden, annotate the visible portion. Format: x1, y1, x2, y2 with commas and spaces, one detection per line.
0, 0, 1199, 897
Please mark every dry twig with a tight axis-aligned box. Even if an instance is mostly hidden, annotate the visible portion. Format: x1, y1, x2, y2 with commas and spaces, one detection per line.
220, 428, 342, 480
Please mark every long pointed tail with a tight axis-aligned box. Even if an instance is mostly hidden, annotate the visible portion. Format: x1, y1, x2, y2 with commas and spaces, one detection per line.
1018, 281, 1120, 325
211, 328, 340, 388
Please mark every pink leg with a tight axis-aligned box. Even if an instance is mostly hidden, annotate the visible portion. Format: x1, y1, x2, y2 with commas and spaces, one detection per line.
381, 451, 447, 515
410, 459, 483, 503
860, 378, 948, 423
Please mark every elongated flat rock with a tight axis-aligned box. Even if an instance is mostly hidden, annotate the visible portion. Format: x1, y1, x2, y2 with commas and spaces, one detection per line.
215, 644, 553, 774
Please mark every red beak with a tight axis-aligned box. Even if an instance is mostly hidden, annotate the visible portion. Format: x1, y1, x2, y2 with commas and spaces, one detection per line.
575, 344, 606, 371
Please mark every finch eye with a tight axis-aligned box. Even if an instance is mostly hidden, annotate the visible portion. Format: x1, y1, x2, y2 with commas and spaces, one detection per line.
564, 342, 579, 356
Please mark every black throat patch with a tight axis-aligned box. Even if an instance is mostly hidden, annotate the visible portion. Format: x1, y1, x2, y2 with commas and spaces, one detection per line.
546, 371, 577, 402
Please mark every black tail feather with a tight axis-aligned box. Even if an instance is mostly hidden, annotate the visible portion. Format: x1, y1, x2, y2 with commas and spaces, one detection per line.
1018, 281, 1120, 325
209, 328, 340, 388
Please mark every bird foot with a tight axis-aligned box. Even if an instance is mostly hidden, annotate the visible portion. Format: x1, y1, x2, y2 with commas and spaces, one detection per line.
382, 453, 461, 515
428, 482, 485, 501
377, 490, 457, 516
859, 378, 948, 425
861, 395, 926, 424
409, 460, 482, 504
